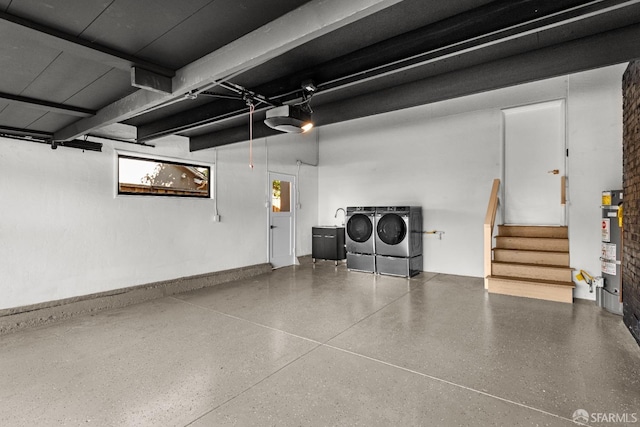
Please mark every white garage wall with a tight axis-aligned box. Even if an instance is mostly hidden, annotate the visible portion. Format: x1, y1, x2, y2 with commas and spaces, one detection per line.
0, 132, 318, 310
318, 64, 625, 299
0, 65, 624, 308
318, 109, 501, 276
567, 66, 624, 299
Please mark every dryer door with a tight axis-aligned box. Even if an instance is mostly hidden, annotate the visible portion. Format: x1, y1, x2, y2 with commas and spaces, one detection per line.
376, 213, 409, 256
346, 213, 374, 253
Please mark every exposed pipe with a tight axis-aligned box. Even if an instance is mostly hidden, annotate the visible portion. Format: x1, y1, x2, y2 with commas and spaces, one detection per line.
423, 230, 445, 240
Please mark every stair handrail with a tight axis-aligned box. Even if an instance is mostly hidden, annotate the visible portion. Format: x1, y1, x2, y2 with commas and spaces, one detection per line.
484, 179, 501, 289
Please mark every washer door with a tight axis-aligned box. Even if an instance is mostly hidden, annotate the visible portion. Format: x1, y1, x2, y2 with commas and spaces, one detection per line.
347, 214, 373, 243
377, 213, 407, 245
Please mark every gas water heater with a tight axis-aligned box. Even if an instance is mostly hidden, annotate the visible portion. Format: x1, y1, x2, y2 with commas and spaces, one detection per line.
598, 190, 624, 315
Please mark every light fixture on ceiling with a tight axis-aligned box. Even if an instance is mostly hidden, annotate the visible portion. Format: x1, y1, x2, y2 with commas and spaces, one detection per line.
264, 105, 313, 133
301, 121, 314, 132
264, 80, 317, 133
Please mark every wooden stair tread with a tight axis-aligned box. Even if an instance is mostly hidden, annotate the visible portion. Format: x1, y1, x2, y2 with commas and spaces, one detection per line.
489, 225, 573, 303
496, 236, 567, 240
488, 275, 575, 288
494, 237, 569, 251
498, 226, 568, 229
500, 225, 567, 228
491, 261, 573, 270
492, 247, 569, 254
498, 225, 568, 238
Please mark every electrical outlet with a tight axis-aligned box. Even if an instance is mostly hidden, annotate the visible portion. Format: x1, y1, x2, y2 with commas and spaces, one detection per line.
213, 215, 221, 222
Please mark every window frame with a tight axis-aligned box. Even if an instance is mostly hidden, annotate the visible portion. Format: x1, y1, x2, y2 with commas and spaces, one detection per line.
115, 150, 214, 200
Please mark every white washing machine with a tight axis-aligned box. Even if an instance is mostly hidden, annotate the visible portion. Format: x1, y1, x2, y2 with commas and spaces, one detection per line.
345, 206, 376, 273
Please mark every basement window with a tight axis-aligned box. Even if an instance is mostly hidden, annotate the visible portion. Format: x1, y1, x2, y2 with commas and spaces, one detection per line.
117, 154, 211, 198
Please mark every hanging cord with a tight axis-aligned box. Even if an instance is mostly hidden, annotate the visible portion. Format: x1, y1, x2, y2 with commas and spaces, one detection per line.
246, 97, 255, 170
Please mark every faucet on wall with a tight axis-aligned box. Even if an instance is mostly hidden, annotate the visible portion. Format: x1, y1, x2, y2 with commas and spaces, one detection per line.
335, 207, 346, 226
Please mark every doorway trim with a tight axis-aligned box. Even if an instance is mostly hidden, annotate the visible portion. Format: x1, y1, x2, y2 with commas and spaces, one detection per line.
501, 98, 568, 226
267, 171, 297, 268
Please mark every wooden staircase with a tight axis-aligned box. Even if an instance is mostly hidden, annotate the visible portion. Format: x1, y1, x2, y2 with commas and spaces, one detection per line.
487, 225, 574, 304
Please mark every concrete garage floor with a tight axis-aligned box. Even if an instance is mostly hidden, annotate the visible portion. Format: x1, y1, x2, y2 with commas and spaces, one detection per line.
2, 259, 639, 426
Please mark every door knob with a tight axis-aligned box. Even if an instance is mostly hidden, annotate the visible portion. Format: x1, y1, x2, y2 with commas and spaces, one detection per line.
270, 225, 277, 229
548, 169, 559, 175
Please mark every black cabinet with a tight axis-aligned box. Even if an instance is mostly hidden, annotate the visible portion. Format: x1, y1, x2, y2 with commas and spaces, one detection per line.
312, 227, 346, 265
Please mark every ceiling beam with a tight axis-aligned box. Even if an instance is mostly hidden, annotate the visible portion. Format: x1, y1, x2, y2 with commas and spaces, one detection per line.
255, 0, 595, 97
0, 11, 174, 78
139, 0, 638, 143
131, 67, 173, 94
52, 0, 403, 142
189, 22, 640, 150
311, 23, 640, 125
137, 100, 249, 143
0, 92, 95, 117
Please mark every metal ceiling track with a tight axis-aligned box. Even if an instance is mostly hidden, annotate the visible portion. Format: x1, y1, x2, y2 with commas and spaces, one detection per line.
218, 81, 278, 108
307, 0, 640, 96
133, 81, 277, 141
139, 0, 639, 146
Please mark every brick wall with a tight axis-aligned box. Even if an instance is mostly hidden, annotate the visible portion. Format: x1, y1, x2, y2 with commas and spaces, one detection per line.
623, 61, 640, 346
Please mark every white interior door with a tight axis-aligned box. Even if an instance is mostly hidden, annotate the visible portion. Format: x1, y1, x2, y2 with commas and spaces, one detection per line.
269, 172, 296, 268
503, 100, 566, 225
